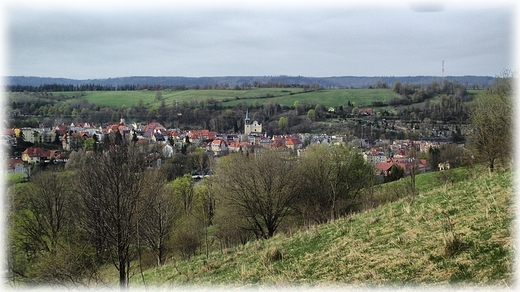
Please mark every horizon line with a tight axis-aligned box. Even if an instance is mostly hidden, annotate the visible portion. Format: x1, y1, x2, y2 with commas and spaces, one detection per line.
5, 74, 495, 80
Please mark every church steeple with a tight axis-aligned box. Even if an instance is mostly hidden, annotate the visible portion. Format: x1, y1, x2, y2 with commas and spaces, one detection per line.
244, 109, 251, 135
245, 108, 251, 125
244, 108, 262, 137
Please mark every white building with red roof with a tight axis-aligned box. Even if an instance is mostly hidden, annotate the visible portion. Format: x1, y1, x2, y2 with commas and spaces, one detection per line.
210, 139, 228, 156
6, 158, 27, 176
285, 137, 303, 150
21, 147, 50, 163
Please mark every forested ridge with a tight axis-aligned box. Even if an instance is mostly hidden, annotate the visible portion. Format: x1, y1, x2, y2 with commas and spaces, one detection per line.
6, 75, 494, 90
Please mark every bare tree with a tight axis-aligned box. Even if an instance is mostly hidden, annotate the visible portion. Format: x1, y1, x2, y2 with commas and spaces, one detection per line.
296, 144, 333, 224
299, 144, 374, 222
75, 136, 147, 289
8, 170, 99, 287
16, 171, 71, 253
213, 150, 300, 239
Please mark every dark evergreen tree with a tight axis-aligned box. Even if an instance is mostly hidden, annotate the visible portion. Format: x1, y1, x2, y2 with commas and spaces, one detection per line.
428, 147, 441, 171
386, 164, 405, 182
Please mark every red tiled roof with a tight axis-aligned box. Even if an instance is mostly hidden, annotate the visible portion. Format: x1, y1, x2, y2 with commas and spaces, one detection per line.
7, 158, 24, 169
146, 122, 165, 131
211, 139, 228, 147
55, 153, 69, 159
230, 141, 252, 148
167, 130, 181, 137
22, 147, 50, 158
359, 108, 374, 114
285, 138, 302, 145
106, 124, 121, 133
189, 129, 216, 140
375, 161, 393, 172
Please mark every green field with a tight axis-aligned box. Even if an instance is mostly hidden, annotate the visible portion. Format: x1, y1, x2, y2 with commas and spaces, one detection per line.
223, 88, 402, 108
7, 88, 403, 109
7, 88, 483, 115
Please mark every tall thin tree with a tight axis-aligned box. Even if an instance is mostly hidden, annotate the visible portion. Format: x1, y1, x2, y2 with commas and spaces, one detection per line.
75, 135, 147, 289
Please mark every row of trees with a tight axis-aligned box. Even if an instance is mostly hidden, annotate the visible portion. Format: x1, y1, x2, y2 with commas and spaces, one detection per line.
211, 145, 372, 240
8, 77, 484, 94
6, 138, 376, 288
7, 80, 325, 93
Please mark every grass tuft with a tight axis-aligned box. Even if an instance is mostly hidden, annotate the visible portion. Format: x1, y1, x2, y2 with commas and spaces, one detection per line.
262, 247, 283, 268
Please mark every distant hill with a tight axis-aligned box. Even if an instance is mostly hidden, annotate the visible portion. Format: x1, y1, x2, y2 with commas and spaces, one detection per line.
4, 75, 494, 89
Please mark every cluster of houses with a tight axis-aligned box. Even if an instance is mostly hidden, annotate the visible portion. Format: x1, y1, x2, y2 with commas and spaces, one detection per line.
363, 139, 455, 177
4, 112, 452, 180
4, 114, 304, 177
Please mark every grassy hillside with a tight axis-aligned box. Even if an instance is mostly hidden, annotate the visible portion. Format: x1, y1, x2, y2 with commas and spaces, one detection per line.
8, 88, 402, 108
221, 88, 401, 108
8, 88, 483, 113
102, 165, 512, 289
85, 88, 400, 108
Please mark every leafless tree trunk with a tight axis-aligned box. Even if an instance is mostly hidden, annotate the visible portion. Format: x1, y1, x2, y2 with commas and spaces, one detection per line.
213, 150, 300, 239
75, 137, 147, 289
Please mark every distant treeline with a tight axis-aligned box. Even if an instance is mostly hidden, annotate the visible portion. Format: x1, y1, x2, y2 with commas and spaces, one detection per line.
5, 75, 495, 92
6, 82, 321, 93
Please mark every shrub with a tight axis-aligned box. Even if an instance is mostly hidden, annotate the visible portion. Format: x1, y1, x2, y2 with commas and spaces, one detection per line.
440, 210, 469, 258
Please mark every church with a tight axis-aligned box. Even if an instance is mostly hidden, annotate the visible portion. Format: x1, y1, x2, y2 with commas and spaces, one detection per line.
244, 109, 262, 135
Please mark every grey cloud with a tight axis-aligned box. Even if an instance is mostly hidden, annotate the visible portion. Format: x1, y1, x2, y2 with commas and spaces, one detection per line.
5, 4, 514, 79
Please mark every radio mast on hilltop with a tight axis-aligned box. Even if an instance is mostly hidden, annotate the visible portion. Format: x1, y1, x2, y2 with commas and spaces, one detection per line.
442, 60, 445, 80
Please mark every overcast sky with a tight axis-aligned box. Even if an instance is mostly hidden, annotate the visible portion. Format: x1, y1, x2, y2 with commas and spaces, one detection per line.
1, 0, 517, 79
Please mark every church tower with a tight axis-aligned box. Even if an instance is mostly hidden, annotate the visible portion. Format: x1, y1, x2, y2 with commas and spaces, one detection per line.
244, 108, 251, 135
244, 109, 262, 136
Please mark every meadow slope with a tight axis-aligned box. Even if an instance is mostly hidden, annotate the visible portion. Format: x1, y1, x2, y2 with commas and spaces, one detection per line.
122, 166, 514, 289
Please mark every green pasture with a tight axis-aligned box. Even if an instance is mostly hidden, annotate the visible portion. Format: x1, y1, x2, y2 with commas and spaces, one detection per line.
8, 88, 480, 109
78, 88, 401, 108
222, 88, 402, 108
74, 88, 305, 108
